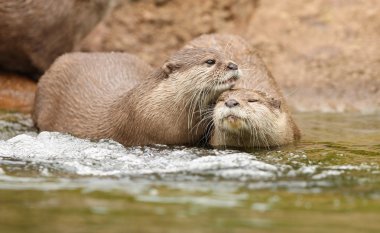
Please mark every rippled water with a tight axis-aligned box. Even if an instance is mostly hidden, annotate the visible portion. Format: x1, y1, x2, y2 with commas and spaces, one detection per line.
0, 112, 379, 233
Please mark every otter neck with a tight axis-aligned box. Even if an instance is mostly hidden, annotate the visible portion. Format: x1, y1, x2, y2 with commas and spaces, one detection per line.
211, 118, 292, 149
211, 128, 265, 148
142, 71, 215, 140
110, 69, 214, 145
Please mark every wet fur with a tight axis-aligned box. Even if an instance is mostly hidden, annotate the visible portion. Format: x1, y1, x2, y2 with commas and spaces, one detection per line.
33, 48, 240, 146
186, 34, 300, 147
210, 89, 295, 148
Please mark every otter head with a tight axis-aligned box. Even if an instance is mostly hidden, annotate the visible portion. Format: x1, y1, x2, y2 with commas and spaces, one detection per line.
211, 89, 289, 148
161, 48, 242, 106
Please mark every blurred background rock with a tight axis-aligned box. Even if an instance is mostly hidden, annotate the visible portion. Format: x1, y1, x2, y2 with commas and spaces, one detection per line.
1, 0, 379, 113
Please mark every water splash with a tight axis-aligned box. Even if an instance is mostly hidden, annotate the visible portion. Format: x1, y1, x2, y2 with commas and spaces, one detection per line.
0, 132, 279, 179
0, 129, 378, 198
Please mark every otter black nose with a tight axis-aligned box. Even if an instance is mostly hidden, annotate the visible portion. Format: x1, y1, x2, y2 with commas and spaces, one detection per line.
225, 99, 240, 108
227, 62, 238, 70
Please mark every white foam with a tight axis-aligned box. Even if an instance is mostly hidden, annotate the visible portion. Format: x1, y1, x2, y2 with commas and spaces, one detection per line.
0, 132, 278, 179
1, 132, 378, 198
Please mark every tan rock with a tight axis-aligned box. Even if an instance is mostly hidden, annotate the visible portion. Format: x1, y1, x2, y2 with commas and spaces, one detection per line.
81, 0, 380, 113
3, 0, 378, 113
246, 0, 380, 113
80, 0, 257, 65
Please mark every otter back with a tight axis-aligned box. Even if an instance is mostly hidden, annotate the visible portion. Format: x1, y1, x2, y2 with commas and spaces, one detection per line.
33, 52, 153, 139
34, 47, 241, 146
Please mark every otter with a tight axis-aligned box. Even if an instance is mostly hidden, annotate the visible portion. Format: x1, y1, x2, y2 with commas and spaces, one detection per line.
185, 34, 300, 147
0, 0, 118, 77
33, 49, 241, 146
209, 89, 300, 148
185, 34, 284, 99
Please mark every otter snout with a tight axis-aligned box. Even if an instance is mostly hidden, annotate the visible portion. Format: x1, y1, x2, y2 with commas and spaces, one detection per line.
227, 62, 238, 70
217, 61, 240, 89
225, 99, 240, 108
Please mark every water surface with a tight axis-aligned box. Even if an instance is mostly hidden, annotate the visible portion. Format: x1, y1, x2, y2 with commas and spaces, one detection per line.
0, 112, 379, 233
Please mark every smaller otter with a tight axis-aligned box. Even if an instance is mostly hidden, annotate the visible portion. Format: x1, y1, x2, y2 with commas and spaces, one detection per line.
33, 48, 241, 146
210, 89, 300, 149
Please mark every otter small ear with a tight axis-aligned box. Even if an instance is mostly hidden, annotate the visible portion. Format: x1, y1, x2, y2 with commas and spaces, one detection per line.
162, 62, 179, 75
270, 98, 281, 109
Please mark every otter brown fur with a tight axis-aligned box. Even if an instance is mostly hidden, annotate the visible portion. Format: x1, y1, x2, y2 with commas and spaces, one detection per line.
185, 34, 300, 147
0, 0, 118, 77
210, 89, 299, 148
185, 34, 283, 99
33, 49, 241, 146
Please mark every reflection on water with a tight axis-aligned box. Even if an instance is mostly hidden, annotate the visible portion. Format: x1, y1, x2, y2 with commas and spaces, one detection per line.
0, 112, 380, 233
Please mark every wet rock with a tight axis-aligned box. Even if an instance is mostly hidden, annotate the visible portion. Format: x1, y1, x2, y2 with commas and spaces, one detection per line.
0, 73, 36, 113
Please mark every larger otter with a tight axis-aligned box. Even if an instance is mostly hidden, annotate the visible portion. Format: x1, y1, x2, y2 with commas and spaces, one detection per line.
185, 34, 300, 147
33, 49, 241, 146
185, 34, 283, 99
0, 0, 118, 77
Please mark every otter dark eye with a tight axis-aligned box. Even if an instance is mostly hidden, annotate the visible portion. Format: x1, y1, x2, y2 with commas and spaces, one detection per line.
248, 99, 258, 103
205, 59, 216, 65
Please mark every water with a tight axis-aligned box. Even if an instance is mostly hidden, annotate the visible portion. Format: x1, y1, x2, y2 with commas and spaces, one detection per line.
0, 112, 379, 233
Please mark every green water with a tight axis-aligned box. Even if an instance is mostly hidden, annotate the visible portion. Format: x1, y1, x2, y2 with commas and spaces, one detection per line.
0, 112, 379, 233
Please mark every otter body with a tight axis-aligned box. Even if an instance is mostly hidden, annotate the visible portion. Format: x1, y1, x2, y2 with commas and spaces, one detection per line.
186, 34, 300, 147
33, 49, 241, 146
0, 0, 117, 76
33, 53, 153, 142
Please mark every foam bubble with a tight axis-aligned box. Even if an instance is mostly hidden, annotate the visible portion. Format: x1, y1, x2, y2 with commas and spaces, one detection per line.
0, 132, 278, 179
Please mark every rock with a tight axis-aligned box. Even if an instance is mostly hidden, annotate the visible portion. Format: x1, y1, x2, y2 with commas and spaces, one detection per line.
0, 0, 118, 76
80, 0, 258, 65
246, 0, 380, 113
2, 0, 379, 113
0, 73, 36, 113
81, 0, 380, 113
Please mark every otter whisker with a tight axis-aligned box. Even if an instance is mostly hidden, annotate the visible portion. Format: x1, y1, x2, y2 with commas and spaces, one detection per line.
191, 112, 213, 136
204, 119, 215, 144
